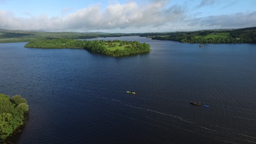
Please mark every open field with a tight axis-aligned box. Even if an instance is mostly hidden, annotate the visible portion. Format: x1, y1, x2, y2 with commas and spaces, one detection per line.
205, 33, 230, 38
104, 42, 126, 51
0, 38, 36, 43
195, 33, 230, 39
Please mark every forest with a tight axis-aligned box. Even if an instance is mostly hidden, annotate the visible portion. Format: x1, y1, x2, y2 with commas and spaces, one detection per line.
24, 39, 151, 57
0, 29, 134, 43
0, 94, 29, 142
141, 27, 256, 44
1, 27, 256, 44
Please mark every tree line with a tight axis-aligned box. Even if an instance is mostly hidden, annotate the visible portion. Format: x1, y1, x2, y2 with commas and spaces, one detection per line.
180, 37, 244, 43
147, 27, 256, 44
152, 33, 256, 43
0, 29, 137, 43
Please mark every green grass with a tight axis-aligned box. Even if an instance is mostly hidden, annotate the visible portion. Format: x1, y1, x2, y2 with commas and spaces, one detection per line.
160, 35, 170, 37
205, 33, 230, 38
0, 37, 36, 43
104, 42, 126, 51
195, 33, 230, 39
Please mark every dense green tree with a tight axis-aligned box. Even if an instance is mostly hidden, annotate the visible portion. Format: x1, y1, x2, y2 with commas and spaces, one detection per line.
0, 94, 29, 141
17, 103, 29, 113
149, 28, 256, 44
12, 95, 27, 105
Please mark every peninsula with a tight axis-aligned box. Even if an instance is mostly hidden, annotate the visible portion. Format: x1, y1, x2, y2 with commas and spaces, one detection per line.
24, 39, 151, 57
140, 27, 256, 44
0, 93, 29, 142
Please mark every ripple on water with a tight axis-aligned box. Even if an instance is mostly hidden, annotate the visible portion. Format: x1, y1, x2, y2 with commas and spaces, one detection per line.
1, 38, 256, 144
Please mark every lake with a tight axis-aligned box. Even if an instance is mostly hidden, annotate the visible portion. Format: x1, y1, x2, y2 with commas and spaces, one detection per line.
1, 36, 256, 144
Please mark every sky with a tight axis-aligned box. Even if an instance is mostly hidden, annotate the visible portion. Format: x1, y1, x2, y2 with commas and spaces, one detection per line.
0, 0, 255, 33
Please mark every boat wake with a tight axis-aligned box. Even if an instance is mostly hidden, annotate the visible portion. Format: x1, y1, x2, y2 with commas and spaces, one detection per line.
124, 104, 194, 124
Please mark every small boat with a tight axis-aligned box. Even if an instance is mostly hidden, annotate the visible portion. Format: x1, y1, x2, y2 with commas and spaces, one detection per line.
204, 105, 209, 108
190, 101, 201, 106
199, 45, 203, 47
132, 92, 136, 94
126, 91, 131, 94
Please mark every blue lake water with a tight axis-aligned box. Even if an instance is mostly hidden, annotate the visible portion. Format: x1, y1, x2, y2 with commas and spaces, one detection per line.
0, 36, 256, 144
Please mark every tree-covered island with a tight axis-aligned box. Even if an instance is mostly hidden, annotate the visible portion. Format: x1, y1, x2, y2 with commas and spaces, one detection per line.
25, 39, 151, 57
0, 93, 29, 142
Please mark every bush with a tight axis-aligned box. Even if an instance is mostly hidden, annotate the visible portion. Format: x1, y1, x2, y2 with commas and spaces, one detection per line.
12, 95, 27, 105
17, 103, 29, 113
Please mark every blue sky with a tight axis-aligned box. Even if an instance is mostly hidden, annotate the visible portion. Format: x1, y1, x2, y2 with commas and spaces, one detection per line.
0, 0, 255, 32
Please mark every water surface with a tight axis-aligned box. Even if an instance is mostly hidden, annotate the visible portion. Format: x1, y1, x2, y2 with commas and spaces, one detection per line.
0, 36, 256, 144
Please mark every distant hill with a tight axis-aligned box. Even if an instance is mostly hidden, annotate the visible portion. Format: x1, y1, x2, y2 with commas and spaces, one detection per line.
140, 26, 256, 44
0, 29, 134, 43
0, 26, 255, 43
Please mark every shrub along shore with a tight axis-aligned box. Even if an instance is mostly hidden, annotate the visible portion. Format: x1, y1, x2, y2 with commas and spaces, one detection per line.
0, 93, 29, 142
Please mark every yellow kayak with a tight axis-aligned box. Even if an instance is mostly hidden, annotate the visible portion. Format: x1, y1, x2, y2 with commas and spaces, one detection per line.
190, 101, 201, 106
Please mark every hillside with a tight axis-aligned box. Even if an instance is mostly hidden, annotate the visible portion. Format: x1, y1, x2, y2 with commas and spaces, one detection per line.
141, 27, 256, 44
0, 29, 132, 43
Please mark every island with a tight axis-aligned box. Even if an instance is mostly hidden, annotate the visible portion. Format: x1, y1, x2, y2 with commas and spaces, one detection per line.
24, 39, 151, 57
0, 93, 29, 142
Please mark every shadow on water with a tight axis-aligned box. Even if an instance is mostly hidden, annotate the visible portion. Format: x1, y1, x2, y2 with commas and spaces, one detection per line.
82, 47, 150, 58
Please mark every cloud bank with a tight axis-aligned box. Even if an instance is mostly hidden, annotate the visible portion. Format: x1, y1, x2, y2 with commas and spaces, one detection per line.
0, 0, 255, 32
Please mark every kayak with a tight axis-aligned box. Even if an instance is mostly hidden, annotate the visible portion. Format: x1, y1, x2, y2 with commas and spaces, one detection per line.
204, 105, 209, 108
190, 101, 201, 106
132, 92, 136, 94
126, 91, 131, 94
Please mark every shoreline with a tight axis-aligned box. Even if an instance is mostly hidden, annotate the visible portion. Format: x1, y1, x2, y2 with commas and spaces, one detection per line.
0, 94, 29, 143
1, 114, 29, 144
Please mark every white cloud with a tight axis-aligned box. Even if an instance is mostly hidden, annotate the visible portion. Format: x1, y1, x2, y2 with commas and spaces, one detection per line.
0, 0, 185, 32
0, 0, 255, 32
187, 11, 256, 29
